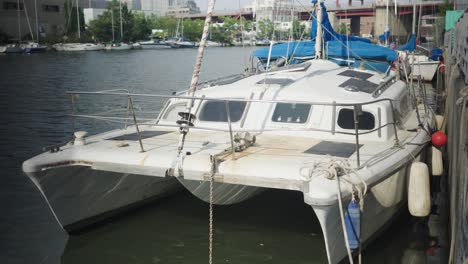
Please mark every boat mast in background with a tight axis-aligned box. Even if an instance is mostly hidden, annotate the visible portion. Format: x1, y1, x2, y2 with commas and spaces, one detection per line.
17, 0, 21, 43
111, 9, 115, 42
119, 0, 123, 42
76, 0, 81, 39
34, 0, 39, 43
314, 0, 323, 59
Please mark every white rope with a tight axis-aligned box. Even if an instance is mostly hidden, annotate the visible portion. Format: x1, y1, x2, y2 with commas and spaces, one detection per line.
299, 156, 368, 263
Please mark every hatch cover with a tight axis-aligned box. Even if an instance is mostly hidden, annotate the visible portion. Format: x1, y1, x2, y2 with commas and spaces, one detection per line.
304, 141, 362, 158
107, 131, 172, 141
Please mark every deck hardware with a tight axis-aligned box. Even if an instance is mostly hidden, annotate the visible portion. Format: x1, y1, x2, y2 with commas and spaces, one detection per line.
224, 100, 236, 159
74, 131, 88, 146
353, 105, 361, 167
331, 101, 336, 135
128, 96, 145, 152
389, 101, 401, 147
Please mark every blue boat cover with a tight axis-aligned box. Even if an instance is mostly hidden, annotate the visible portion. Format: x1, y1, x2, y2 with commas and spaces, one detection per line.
430, 48, 443, 61
252, 0, 398, 69
310, 1, 371, 43
379, 31, 390, 43
327, 41, 397, 61
252, 41, 316, 60
253, 40, 397, 62
397, 34, 416, 52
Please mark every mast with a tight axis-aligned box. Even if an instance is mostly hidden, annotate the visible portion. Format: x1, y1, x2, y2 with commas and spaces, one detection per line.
34, 0, 39, 43
385, 0, 389, 46
76, 0, 81, 39
176, 0, 216, 157
119, 0, 123, 42
22, 0, 34, 41
111, 9, 115, 42
411, 0, 416, 35
314, 0, 323, 59
17, 0, 21, 43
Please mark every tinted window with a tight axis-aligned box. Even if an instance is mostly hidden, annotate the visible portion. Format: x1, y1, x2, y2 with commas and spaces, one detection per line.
163, 104, 186, 121
272, 103, 311, 123
199, 101, 246, 122
337, 108, 375, 130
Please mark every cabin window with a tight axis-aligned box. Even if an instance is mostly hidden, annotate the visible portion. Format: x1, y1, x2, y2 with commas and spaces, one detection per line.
3, 2, 23, 10
272, 103, 311, 123
163, 103, 186, 121
199, 101, 246, 122
337, 108, 375, 130
43, 5, 59, 12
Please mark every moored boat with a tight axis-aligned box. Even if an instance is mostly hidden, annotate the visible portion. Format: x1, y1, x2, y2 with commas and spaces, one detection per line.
22, 1, 436, 262
139, 39, 171, 49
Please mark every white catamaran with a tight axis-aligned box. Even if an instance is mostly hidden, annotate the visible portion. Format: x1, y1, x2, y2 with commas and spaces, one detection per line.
23, 0, 437, 263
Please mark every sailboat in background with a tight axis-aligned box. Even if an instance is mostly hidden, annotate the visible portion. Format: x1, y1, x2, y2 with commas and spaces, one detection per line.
105, 0, 131, 50
380, 0, 440, 81
1, 0, 25, 53
54, 0, 104, 51
166, 16, 196, 48
23, 0, 47, 53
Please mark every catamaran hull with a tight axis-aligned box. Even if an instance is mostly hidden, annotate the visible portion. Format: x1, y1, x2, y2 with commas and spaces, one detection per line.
25, 166, 181, 231
178, 179, 264, 205
310, 164, 410, 264
411, 61, 439, 82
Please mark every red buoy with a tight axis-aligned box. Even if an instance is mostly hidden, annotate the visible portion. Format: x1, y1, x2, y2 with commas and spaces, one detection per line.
432, 131, 448, 148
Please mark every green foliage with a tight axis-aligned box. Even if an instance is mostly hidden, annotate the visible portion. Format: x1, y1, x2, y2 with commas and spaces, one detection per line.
338, 23, 348, 34
64, 0, 85, 37
87, 0, 134, 42
182, 19, 204, 41
438, 0, 453, 16
257, 19, 274, 40
292, 19, 306, 39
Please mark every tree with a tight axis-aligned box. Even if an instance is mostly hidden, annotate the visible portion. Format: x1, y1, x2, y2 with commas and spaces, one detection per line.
64, 0, 85, 39
292, 19, 306, 39
87, 0, 133, 42
182, 19, 204, 41
130, 12, 151, 41
257, 19, 274, 40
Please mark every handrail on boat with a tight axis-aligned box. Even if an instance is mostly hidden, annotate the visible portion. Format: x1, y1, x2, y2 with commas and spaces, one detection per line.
67, 90, 403, 168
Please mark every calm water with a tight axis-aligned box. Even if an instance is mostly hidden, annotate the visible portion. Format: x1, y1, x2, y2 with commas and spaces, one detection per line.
0, 48, 432, 264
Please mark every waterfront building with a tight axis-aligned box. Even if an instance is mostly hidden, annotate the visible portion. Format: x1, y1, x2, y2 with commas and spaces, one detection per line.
166, 0, 200, 17
0, 0, 67, 40
253, 0, 297, 32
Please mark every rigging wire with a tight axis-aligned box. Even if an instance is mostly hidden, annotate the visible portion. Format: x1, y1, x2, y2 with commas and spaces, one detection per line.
295, 0, 385, 73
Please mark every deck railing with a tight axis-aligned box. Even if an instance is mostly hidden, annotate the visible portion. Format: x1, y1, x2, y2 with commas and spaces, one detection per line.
67, 90, 404, 168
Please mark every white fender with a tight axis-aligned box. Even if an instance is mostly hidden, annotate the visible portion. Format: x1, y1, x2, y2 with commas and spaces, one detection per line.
435, 115, 444, 131
408, 162, 431, 217
431, 146, 443, 176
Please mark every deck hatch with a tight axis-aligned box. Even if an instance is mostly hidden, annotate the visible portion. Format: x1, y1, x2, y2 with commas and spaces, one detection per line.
304, 141, 362, 158
256, 78, 294, 86
338, 70, 373, 80
339, 78, 379, 93
107, 131, 172, 141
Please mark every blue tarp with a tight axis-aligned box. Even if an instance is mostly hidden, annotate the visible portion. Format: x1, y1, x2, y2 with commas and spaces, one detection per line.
253, 40, 397, 62
327, 41, 397, 61
252, 41, 316, 60
430, 48, 443, 61
310, 1, 371, 43
379, 31, 390, 43
397, 34, 416, 52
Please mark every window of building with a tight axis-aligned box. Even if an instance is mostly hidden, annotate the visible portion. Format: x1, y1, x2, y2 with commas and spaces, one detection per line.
272, 103, 311, 124
337, 108, 375, 130
43, 5, 59, 12
199, 101, 247, 122
3, 2, 23, 10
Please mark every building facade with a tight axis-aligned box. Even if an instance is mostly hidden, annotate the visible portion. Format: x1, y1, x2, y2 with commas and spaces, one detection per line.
0, 0, 68, 40
254, 0, 296, 31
